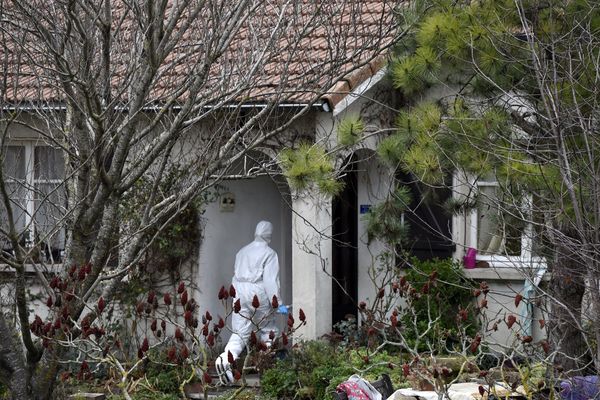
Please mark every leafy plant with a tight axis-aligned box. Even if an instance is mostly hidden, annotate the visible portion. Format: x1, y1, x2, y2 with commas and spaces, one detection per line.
214, 388, 264, 400
337, 115, 365, 146
144, 349, 187, 394
332, 316, 364, 348
122, 165, 211, 273
363, 186, 412, 245
261, 341, 350, 399
344, 349, 410, 389
279, 143, 343, 196
260, 367, 299, 399
400, 257, 477, 352
260, 341, 410, 399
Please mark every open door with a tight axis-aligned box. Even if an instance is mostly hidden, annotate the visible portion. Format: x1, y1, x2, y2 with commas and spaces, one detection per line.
331, 164, 358, 327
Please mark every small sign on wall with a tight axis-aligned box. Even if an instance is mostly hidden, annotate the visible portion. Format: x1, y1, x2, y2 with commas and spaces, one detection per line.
360, 204, 372, 214
220, 192, 236, 212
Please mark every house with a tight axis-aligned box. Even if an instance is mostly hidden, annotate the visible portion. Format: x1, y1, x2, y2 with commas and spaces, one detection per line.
0, 0, 545, 351
196, 66, 548, 347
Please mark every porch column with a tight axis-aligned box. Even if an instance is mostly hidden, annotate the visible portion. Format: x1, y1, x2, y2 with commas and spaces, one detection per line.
291, 193, 332, 340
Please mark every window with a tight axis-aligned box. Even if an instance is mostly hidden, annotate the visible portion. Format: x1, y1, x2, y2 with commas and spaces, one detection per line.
396, 171, 454, 261
1, 142, 66, 263
468, 179, 541, 266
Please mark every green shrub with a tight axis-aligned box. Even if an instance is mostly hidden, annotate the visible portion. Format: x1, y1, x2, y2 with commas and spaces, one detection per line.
346, 350, 409, 387
261, 341, 349, 399
261, 367, 299, 399
401, 257, 477, 352
146, 369, 181, 394
316, 364, 355, 398
261, 341, 410, 400
143, 348, 190, 394
214, 388, 265, 400
260, 261, 475, 399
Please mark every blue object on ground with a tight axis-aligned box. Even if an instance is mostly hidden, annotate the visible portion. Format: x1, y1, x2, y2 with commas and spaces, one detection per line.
560, 375, 599, 400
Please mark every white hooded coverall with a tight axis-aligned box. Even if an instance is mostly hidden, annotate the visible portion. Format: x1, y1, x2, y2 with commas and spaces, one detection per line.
216, 221, 280, 383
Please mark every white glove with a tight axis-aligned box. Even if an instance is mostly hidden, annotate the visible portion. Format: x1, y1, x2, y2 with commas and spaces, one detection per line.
215, 354, 234, 385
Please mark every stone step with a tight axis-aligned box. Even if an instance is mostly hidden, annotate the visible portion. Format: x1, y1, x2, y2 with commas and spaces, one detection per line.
68, 394, 106, 400
185, 374, 261, 399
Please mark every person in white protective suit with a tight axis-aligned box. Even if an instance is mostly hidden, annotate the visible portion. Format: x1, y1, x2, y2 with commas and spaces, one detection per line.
215, 221, 283, 384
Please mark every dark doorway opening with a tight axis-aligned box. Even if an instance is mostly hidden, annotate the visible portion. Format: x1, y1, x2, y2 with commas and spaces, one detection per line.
397, 172, 454, 260
332, 162, 358, 327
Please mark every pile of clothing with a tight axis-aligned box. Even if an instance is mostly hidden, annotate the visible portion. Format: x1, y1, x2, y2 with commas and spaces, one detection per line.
335, 375, 384, 400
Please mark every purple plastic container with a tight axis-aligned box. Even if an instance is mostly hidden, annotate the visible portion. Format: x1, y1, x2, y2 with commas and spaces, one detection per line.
463, 247, 477, 269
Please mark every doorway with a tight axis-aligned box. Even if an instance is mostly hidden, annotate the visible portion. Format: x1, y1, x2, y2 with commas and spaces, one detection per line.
332, 162, 358, 327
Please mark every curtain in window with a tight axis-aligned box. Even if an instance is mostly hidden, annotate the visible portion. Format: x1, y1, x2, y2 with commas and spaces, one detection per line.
1, 146, 28, 249
34, 146, 66, 260
477, 186, 523, 256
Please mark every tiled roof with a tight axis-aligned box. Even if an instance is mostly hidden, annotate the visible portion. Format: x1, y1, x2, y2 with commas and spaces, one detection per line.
0, 1, 398, 108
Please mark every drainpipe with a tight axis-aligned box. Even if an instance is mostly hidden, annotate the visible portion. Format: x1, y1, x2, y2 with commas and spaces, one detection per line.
520, 265, 547, 338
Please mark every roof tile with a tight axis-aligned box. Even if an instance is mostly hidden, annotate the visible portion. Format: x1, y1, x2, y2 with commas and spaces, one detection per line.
1, 0, 398, 106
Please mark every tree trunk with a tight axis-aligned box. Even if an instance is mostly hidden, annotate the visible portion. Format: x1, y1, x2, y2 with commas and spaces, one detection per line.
0, 316, 32, 400
29, 355, 60, 400
550, 242, 595, 375
1, 335, 65, 400
7, 370, 31, 400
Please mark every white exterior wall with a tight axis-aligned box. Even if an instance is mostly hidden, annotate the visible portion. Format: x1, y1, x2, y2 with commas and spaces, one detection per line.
287, 79, 396, 338
290, 193, 333, 339
451, 171, 549, 347
356, 155, 393, 306
287, 93, 396, 339
0, 267, 50, 319
464, 268, 548, 346
289, 110, 335, 339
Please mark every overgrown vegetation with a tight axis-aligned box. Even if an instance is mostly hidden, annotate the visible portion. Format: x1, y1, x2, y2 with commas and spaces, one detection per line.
383, 0, 600, 374
122, 165, 214, 273
267, 258, 475, 397
400, 258, 477, 352
260, 341, 410, 400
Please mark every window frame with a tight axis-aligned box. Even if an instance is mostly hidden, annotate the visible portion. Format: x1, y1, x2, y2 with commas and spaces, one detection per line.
2, 140, 66, 263
467, 179, 543, 268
